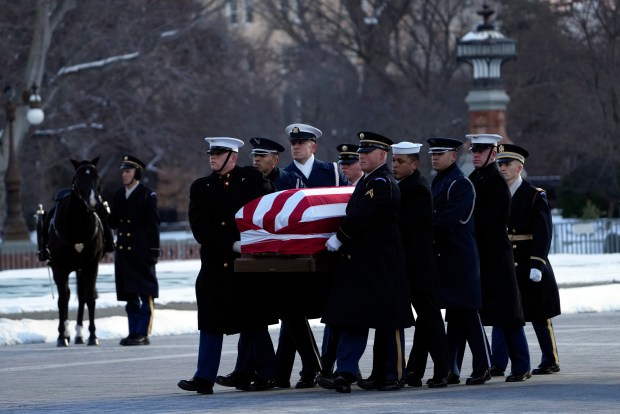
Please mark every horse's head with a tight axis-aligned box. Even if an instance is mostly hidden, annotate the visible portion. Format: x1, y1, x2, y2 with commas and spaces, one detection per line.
70, 157, 102, 211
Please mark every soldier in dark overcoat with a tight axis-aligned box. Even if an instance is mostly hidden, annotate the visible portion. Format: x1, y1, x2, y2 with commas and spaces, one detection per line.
426, 137, 490, 386
177, 137, 275, 395
109, 155, 160, 346
466, 133, 530, 383
496, 144, 561, 375
321, 131, 414, 393
392, 142, 449, 388
216, 136, 321, 391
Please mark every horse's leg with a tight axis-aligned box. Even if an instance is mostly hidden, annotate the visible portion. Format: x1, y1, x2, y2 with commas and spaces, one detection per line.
74, 279, 86, 345
54, 269, 70, 347
81, 265, 100, 346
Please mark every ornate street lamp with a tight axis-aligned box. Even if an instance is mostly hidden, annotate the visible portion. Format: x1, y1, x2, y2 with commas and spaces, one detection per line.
2, 84, 45, 242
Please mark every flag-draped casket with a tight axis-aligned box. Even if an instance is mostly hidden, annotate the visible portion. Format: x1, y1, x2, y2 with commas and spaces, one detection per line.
234, 187, 353, 317
235, 186, 354, 255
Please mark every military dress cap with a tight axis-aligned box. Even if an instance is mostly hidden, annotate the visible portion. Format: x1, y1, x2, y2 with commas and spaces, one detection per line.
120, 155, 145, 170
204, 137, 244, 154
496, 143, 529, 164
249, 137, 285, 155
337, 143, 360, 164
285, 123, 322, 141
357, 131, 393, 153
467, 133, 503, 151
392, 141, 423, 155
426, 137, 463, 153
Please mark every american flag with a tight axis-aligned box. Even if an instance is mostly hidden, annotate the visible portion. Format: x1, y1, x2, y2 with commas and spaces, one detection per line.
235, 186, 354, 255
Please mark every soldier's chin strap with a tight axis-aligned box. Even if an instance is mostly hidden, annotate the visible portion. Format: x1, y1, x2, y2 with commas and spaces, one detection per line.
480, 146, 495, 169
217, 150, 234, 174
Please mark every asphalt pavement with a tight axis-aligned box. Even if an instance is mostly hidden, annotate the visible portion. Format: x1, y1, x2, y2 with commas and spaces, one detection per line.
1, 311, 618, 413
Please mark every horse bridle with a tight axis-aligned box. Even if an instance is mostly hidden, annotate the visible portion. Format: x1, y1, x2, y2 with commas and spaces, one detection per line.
51, 163, 103, 250
72, 163, 101, 212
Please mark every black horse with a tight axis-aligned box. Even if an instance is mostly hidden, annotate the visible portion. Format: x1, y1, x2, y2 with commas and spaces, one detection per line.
37, 157, 107, 347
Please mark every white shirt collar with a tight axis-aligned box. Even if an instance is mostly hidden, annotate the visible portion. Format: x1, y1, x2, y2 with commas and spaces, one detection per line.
125, 182, 139, 199
293, 154, 315, 179
509, 176, 523, 197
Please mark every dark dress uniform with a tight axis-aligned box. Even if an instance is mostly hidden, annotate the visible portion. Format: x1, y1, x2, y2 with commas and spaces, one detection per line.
267, 166, 304, 190
284, 158, 348, 187
322, 162, 414, 386
400, 169, 449, 384
468, 156, 529, 380
190, 165, 274, 332
492, 177, 561, 373
430, 159, 490, 382
188, 164, 275, 383
110, 182, 160, 339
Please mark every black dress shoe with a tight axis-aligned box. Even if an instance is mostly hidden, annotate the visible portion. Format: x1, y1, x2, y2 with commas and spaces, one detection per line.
316, 373, 336, 390
405, 372, 422, 387
119, 333, 138, 346
295, 373, 317, 389
126, 335, 150, 346
426, 377, 448, 388
506, 371, 531, 382
178, 377, 214, 394
249, 379, 275, 391
465, 369, 491, 385
377, 380, 401, 391
215, 371, 251, 390
274, 380, 291, 388
489, 366, 505, 377
446, 373, 461, 385
532, 363, 560, 375
334, 375, 353, 393
357, 376, 381, 390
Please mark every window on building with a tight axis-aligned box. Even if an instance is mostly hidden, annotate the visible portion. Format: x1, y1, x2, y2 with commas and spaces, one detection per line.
228, 0, 237, 24
245, 0, 253, 23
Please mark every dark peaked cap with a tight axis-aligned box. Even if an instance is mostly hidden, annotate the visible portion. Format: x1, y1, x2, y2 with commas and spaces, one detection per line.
496, 144, 529, 164
337, 143, 360, 164
426, 137, 463, 153
120, 155, 145, 170
357, 131, 393, 153
250, 137, 285, 154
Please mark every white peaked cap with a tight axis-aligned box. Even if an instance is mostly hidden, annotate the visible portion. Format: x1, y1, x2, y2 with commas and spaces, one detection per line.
466, 133, 503, 145
285, 123, 323, 139
204, 137, 244, 152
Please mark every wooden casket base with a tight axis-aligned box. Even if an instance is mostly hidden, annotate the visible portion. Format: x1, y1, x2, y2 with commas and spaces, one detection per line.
235, 251, 339, 273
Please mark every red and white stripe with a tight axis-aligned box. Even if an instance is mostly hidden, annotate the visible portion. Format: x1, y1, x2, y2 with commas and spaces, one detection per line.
235, 186, 354, 254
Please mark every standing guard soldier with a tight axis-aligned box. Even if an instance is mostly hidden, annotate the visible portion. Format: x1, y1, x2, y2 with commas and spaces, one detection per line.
178, 137, 276, 395
466, 133, 530, 383
321, 131, 414, 393
110, 155, 160, 346
496, 144, 561, 375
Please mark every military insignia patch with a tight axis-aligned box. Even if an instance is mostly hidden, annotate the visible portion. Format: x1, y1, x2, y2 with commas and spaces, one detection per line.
365, 189, 374, 198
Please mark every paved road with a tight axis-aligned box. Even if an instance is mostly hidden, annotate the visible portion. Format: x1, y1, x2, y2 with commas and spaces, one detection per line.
1, 312, 618, 413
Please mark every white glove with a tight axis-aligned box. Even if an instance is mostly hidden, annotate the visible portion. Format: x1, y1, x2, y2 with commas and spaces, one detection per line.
325, 234, 342, 252
529, 268, 542, 283
232, 241, 241, 253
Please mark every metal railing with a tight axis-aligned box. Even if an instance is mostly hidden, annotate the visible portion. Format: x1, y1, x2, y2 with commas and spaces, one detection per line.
551, 218, 620, 254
